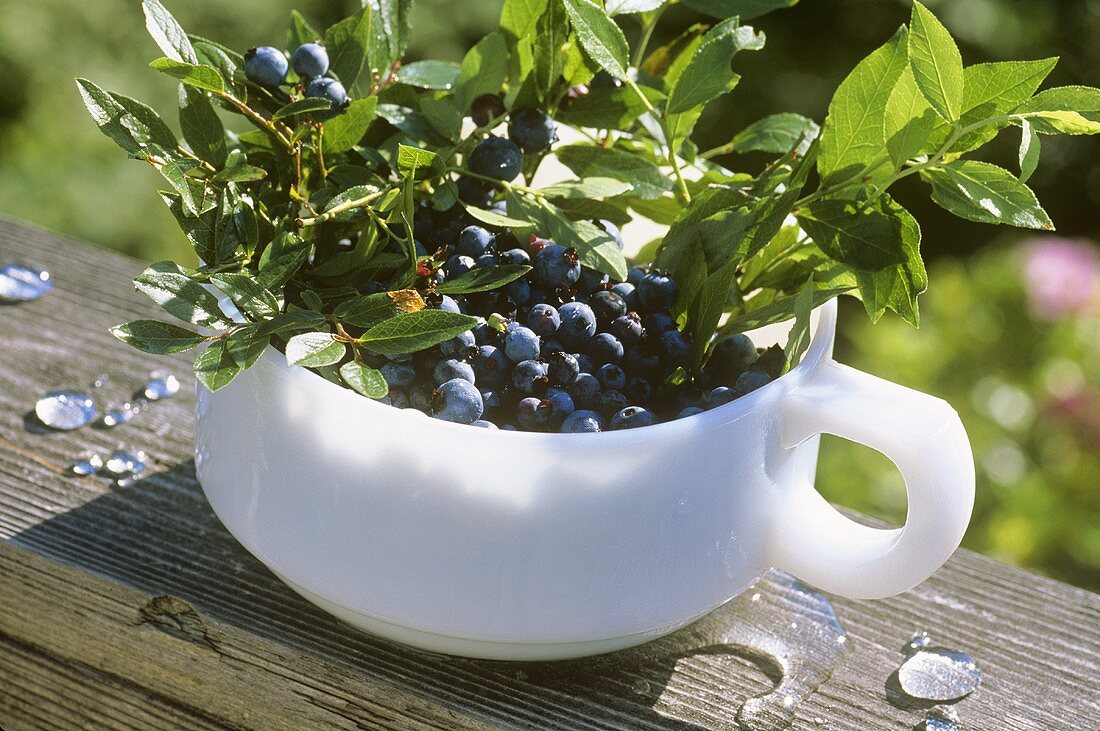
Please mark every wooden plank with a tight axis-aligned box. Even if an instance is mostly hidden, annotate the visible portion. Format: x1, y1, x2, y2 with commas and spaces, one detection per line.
0, 217, 1098, 731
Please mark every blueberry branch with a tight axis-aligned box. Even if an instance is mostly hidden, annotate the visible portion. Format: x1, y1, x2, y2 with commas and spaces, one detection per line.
624, 77, 692, 205
294, 186, 393, 227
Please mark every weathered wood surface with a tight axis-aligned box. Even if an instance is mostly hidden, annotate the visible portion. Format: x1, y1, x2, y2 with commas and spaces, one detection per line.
0, 217, 1097, 731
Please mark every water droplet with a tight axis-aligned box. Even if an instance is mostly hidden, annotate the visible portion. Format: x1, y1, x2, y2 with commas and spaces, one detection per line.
917, 706, 960, 731
898, 646, 980, 702
906, 630, 933, 654
631, 679, 650, 695
144, 370, 180, 400
102, 449, 147, 480
70, 454, 104, 476
92, 374, 110, 389
102, 402, 138, 428
35, 390, 97, 430
0, 264, 52, 302
443, 83, 452, 90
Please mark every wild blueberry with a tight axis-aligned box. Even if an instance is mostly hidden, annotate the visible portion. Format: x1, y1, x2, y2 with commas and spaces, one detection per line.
431, 379, 484, 424
624, 376, 654, 403
589, 333, 624, 366
471, 420, 498, 429
611, 282, 638, 310
444, 255, 475, 279
569, 373, 602, 410
589, 290, 627, 327
390, 391, 411, 410
517, 397, 553, 431
434, 295, 462, 313
734, 370, 772, 397
470, 94, 506, 127
291, 42, 329, 78
512, 359, 548, 393
500, 248, 530, 266
622, 346, 661, 375
526, 303, 560, 337
480, 389, 503, 412
380, 362, 416, 391
305, 77, 348, 108
544, 387, 575, 425
508, 108, 558, 153
490, 200, 509, 214
503, 325, 541, 363
558, 302, 597, 348
658, 330, 693, 368
642, 312, 676, 333
440, 330, 477, 359
626, 267, 646, 286
546, 351, 580, 386
411, 379, 436, 412
560, 410, 604, 433
475, 253, 498, 269
577, 267, 608, 294
573, 352, 596, 375
637, 271, 679, 311
458, 226, 494, 258
610, 406, 658, 431
596, 363, 627, 391
709, 334, 758, 377
598, 389, 630, 419
532, 244, 581, 288
678, 406, 705, 419
434, 358, 476, 385
468, 136, 523, 182
542, 336, 566, 353
506, 278, 532, 305
244, 47, 288, 88
457, 176, 494, 207
609, 313, 643, 347
596, 219, 624, 250
705, 386, 736, 410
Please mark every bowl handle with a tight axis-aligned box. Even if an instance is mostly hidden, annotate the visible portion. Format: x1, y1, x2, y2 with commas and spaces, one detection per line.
768, 359, 975, 599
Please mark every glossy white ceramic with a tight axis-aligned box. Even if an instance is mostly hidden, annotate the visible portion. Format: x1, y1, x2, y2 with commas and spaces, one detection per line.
194, 299, 975, 661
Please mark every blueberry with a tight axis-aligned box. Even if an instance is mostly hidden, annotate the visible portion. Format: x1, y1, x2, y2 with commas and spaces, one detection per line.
380, 362, 416, 391
471, 420, 498, 429
305, 77, 348, 108
291, 42, 329, 79
624, 376, 654, 403
506, 278, 532, 305
471, 94, 506, 127
527, 303, 561, 337
598, 389, 630, 419
503, 326, 541, 363
596, 363, 627, 391
244, 46, 288, 88
458, 226, 494, 258
609, 313, 644, 347
589, 290, 628, 327
658, 330, 693, 368
642, 312, 677, 334
431, 379, 484, 424
577, 266, 608, 294
637, 271, 679, 311
532, 244, 581, 288
517, 397, 553, 431
480, 389, 503, 413
500, 248, 531, 266
546, 351, 580, 386
389, 391, 411, 409
569, 373, 602, 410
622, 346, 661, 375
610, 406, 658, 430
544, 387, 575, 425
611, 282, 639, 310
457, 176, 494, 207
734, 370, 772, 397
573, 352, 596, 375
444, 255, 475, 279
512, 359, 549, 393
704, 386, 736, 410
434, 295, 462, 313
434, 358, 476, 385
410, 379, 436, 412
561, 409, 604, 433
475, 253, 498, 269
440, 330, 477, 359
508, 108, 558, 153
596, 219, 624, 250
557, 302, 597, 348
678, 406, 705, 419
468, 136, 523, 182
709, 334, 758, 377
589, 333, 624, 366
626, 267, 646, 286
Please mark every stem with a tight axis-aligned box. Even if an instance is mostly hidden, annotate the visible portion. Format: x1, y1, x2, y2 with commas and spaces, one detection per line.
632, 5, 669, 69
221, 93, 293, 151
295, 186, 392, 227
316, 126, 329, 180
624, 77, 691, 205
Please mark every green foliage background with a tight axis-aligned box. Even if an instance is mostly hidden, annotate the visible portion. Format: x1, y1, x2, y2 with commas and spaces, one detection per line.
0, 0, 1096, 588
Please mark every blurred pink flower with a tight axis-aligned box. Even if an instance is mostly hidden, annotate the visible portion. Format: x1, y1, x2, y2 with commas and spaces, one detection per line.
1020, 238, 1100, 320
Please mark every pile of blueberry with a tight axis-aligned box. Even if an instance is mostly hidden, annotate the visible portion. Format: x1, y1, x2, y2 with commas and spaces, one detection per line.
244, 41, 349, 112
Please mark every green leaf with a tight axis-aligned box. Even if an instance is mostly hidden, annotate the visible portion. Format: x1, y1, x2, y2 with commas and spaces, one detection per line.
77, 79, 178, 159
606, 0, 666, 14
258, 230, 312, 289
851, 193, 926, 325
1024, 110, 1100, 136
438, 265, 533, 294
363, 0, 413, 80
395, 60, 462, 90
272, 98, 335, 120
396, 144, 445, 178
556, 85, 649, 129
946, 59, 1058, 152
818, 26, 909, 184
334, 289, 426, 328
110, 93, 179, 152
1018, 119, 1040, 183
143, 0, 198, 64
134, 261, 230, 328
194, 340, 242, 392
507, 193, 628, 280
907, 2, 963, 122
667, 19, 764, 114
530, 1, 570, 103
208, 273, 280, 320
726, 113, 820, 155
178, 86, 227, 167
210, 164, 267, 183
884, 68, 937, 167
340, 361, 389, 398
539, 177, 634, 199
783, 275, 815, 371
224, 326, 270, 369
796, 197, 907, 271
720, 286, 852, 335
189, 36, 243, 94
158, 159, 205, 216
111, 320, 205, 354
689, 259, 740, 368
681, 0, 797, 20
322, 97, 378, 154
555, 144, 672, 199
500, 0, 549, 43
359, 310, 480, 355
286, 332, 347, 367
1016, 86, 1100, 134
922, 161, 1054, 230
456, 32, 509, 110
287, 10, 322, 50
150, 58, 225, 94
560, 0, 630, 81
325, 8, 371, 86
464, 206, 537, 230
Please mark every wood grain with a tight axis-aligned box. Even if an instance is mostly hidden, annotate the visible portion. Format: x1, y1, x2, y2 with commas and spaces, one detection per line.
0, 217, 1097, 731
